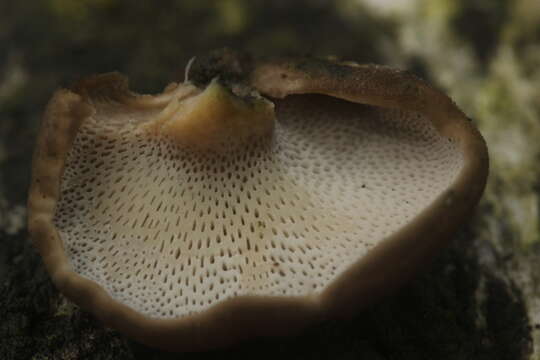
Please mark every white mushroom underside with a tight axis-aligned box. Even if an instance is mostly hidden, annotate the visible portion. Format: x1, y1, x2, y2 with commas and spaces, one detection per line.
54, 94, 463, 319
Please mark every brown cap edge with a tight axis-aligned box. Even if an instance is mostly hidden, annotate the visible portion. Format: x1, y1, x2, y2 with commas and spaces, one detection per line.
27, 58, 489, 351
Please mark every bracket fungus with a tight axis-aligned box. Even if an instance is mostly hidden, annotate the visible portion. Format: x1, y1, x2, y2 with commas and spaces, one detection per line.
28, 53, 488, 351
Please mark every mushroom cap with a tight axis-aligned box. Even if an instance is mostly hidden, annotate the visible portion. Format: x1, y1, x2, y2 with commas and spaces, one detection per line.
27, 55, 488, 351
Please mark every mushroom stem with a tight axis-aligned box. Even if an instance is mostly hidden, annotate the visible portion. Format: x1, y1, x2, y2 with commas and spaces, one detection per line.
142, 79, 275, 151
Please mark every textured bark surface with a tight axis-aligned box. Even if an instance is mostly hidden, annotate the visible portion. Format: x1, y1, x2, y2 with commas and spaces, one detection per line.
1, 0, 538, 358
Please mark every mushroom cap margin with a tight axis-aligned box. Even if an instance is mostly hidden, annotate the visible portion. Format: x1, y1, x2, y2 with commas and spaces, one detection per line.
27, 59, 489, 351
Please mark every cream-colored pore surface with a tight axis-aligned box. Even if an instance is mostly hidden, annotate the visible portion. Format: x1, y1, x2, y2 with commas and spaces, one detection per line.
54, 94, 463, 319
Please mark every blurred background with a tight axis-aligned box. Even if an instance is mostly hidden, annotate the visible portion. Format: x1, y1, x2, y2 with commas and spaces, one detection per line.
1, 0, 539, 359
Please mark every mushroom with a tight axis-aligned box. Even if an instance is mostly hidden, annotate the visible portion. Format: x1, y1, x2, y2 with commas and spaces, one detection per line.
27, 53, 488, 351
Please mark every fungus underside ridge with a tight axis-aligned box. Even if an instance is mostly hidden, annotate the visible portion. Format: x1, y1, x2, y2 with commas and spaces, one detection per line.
53, 95, 463, 319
